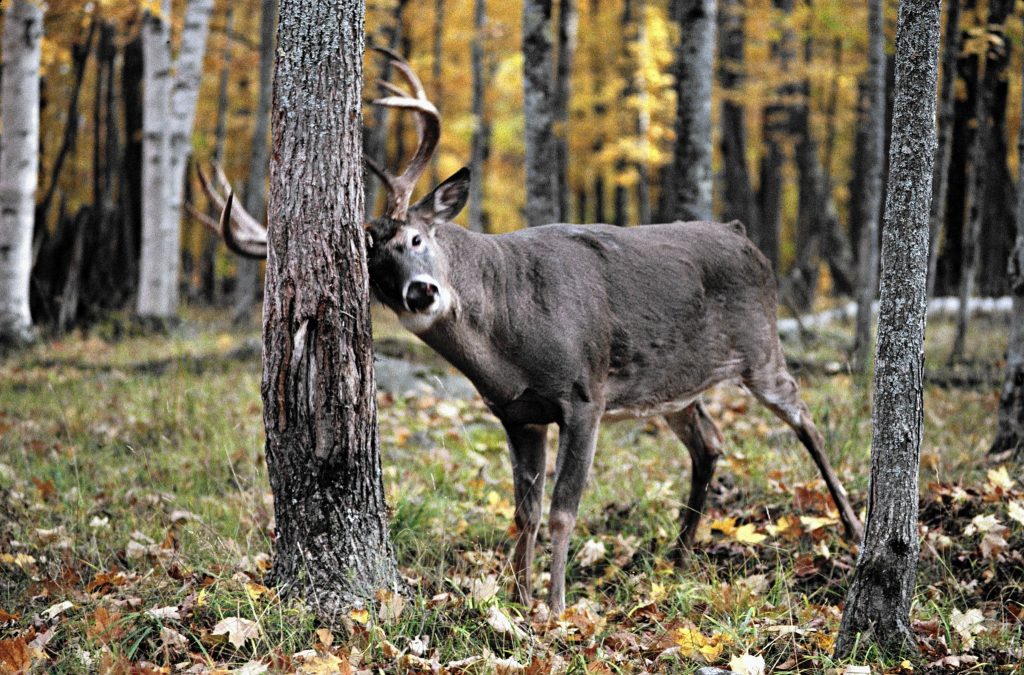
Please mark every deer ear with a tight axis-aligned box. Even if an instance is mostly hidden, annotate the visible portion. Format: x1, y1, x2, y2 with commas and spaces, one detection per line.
410, 167, 470, 227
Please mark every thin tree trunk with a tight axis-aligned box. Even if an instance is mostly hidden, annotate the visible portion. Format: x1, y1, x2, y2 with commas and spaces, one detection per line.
614, 0, 636, 227
951, 0, 1014, 363
201, 6, 235, 306
717, 0, 759, 243
588, 0, 606, 224
468, 0, 490, 233
554, 0, 577, 222
833, 0, 940, 657
234, 0, 277, 325
265, 0, 401, 614
0, 0, 44, 345
926, 0, 961, 299
430, 0, 444, 188
989, 64, 1024, 459
364, 0, 409, 218
852, 0, 886, 370
523, 0, 558, 227
633, 0, 651, 225
669, 0, 716, 221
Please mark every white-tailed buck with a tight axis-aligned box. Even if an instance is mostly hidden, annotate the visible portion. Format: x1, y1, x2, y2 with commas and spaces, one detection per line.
201, 48, 863, 615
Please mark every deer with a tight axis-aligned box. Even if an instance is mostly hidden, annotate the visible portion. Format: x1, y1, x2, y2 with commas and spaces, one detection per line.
199, 48, 863, 616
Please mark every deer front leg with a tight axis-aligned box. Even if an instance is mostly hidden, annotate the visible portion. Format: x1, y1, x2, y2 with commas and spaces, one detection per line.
503, 422, 548, 606
547, 402, 602, 616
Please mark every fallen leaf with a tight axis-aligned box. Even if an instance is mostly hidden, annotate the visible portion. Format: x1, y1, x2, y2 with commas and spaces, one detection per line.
469, 575, 499, 602
729, 653, 766, 675
485, 606, 526, 639
146, 606, 181, 621
950, 607, 985, 650
734, 523, 767, 544
987, 466, 1015, 491
577, 539, 607, 567
1007, 501, 1024, 526
349, 608, 369, 624
160, 626, 188, 653
43, 600, 73, 619
0, 636, 33, 674
213, 616, 261, 648
376, 589, 405, 624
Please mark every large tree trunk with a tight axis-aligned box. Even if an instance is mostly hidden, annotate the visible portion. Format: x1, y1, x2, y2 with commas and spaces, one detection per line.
926, 0, 961, 299
989, 56, 1024, 462
234, 0, 277, 325
468, 0, 491, 233
833, 0, 940, 657
668, 0, 716, 221
554, 0, 577, 223
523, 0, 558, 227
137, 0, 214, 319
950, 0, 1014, 363
717, 0, 759, 244
0, 0, 44, 346
852, 0, 886, 370
264, 0, 401, 614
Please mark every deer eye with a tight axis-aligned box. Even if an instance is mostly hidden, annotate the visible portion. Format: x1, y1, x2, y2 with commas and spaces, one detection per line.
411, 234, 423, 247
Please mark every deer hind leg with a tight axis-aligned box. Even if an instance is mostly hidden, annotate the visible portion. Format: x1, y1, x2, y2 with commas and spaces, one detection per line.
745, 362, 864, 541
547, 402, 602, 617
665, 401, 724, 556
503, 422, 548, 606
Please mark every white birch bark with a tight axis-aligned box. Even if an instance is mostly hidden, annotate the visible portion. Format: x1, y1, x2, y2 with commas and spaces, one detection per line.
0, 0, 44, 345
137, 0, 214, 318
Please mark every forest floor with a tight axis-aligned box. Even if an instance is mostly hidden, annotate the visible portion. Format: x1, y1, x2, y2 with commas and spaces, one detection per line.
0, 307, 1022, 674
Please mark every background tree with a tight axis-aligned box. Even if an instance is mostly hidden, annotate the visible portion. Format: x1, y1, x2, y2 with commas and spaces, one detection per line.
136, 0, 213, 320
852, 0, 885, 370
468, 0, 491, 233
834, 0, 941, 657
234, 0, 278, 324
0, 0, 44, 346
668, 0, 716, 221
522, 0, 558, 227
261, 0, 401, 611
950, 0, 1014, 362
554, 0, 577, 222
989, 57, 1024, 462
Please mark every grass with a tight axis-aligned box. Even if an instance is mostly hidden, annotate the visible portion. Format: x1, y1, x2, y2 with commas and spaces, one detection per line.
0, 306, 1021, 673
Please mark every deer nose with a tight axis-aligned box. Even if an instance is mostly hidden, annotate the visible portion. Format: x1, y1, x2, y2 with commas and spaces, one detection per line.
404, 279, 438, 312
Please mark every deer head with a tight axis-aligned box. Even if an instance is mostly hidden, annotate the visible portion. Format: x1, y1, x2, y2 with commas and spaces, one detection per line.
200, 47, 470, 329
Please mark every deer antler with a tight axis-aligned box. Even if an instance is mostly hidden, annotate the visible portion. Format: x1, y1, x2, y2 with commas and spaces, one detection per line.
196, 163, 268, 259
366, 46, 440, 221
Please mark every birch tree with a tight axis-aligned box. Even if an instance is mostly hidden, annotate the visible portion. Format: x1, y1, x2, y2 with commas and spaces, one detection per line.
523, 0, 558, 227
136, 0, 214, 319
554, 0, 577, 222
834, 0, 941, 657
669, 0, 716, 221
852, 0, 886, 370
0, 0, 44, 346
262, 0, 401, 610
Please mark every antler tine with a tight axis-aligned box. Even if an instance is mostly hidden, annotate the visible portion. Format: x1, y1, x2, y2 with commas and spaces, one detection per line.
220, 192, 267, 259
371, 46, 427, 100
196, 164, 268, 259
366, 48, 441, 221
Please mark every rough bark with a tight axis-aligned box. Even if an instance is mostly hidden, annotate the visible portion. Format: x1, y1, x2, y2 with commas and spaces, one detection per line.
717, 0, 759, 245
137, 0, 214, 319
0, 0, 44, 346
554, 0, 578, 222
951, 0, 1014, 362
523, 0, 558, 227
834, 0, 940, 658
852, 0, 886, 370
669, 0, 716, 221
926, 0, 961, 299
264, 0, 401, 615
468, 0, 491, 233
989, 55, 1024, 461
234, 0, 277, 325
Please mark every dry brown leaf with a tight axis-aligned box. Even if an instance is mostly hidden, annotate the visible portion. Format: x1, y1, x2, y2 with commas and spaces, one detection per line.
212, 616, 261, 648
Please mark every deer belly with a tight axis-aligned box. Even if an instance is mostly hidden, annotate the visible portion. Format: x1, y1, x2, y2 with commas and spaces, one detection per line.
603, 395, 700, 421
